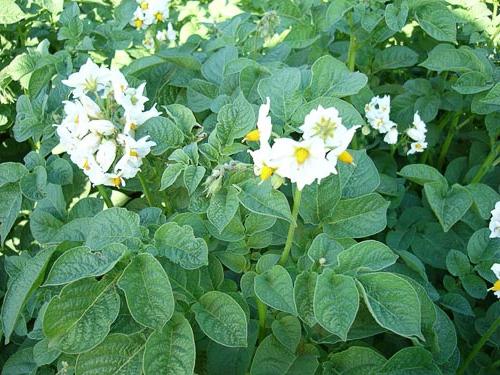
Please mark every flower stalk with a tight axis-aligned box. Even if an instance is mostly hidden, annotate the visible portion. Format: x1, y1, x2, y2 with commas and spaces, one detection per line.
256, 298, 267, 342
138, 173, 154, 206
97, 185, 114, 208
471, 143, 499, 184
279, 188, 302, 266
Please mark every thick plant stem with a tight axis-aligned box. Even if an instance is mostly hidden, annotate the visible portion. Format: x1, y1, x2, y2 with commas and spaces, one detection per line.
256, 298, 267, 342
457, 316, 500, 375
347, 30, 357, 71
471, 144, 499, 184
279, 188, 302, 266
437, 113, 460, 170
97, 185, 113, 208
138, 174, 154, 206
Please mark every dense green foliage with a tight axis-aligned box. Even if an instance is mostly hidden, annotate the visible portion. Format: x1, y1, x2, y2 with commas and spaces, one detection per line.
0, 0, 499, 374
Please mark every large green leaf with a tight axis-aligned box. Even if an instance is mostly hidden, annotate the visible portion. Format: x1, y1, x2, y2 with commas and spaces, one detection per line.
0, 182, 22, 245
314, 270, 358, 340
335, 240, 398, 275
142, 314, 196, 375
85, 208, 141, 250
415, 3, 456, 43
299, 174, 341, 225
192, 291, 248, 347
254, 265, 297, 315
75, 333, 145, 375
43, 277, 120, 353
357, 272, 423, 339
323, 346, 386, 374
1, 248, 55, 343
294, 271, 318, 327
44, 244, 127, 286
216, 92, 255, 145
338, 150, 380, 198
118, 254, 175, 330
154, 222, 208, 269
207, 186, 240, 233
377, 347, 441, 374
0, 0, 27, 24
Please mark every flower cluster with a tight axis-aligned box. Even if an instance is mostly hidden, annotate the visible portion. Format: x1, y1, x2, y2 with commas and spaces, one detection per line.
56, 59, 158, 187
245, 101, 358, 191
489, 263, 500, 299
131, 0, 176, 47
365, 95, 398, 145
406, 112, 428, 155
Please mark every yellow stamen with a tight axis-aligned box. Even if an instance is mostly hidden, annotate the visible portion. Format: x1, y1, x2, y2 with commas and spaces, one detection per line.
134, 18, 143, 29
260, 165, 275, 181
338, 151, 354, 164
83, 159, 90, 171
130, 123, 137, 130
130, 150, 139, 157
244, 129, 260, 142
490, 280, 500, 292
140, 1, 148, 10
155, 12, 163, 21
112, 177, 122, 187
294, 147, 310, 164
74, 115, 79, 124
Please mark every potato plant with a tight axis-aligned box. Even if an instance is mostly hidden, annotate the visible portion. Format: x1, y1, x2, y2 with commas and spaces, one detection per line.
0, 1, 499, 374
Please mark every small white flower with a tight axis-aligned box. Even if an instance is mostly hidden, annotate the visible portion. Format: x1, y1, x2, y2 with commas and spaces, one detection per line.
79, 95, 101, 119
489, 201, 500, 239
103, 172, 126, 188
62, 59, 110, 98
326, 126, 360, 167
249, 145, 276, 182
130, 8, 148, 30
95, 140, 117, 172
300, 105, 344, 147
413, 111, 427, 134
61, 101, 90, 138
156, 30, 168, 41
488, 262, 500, 298
365, 96, 396, 134
115, 82, 149, 113
166, 22, 176, 41
143, 35, 155, 49
271, 137, 336, 191
384, 127, 398, 145
148, 1, 169, 23
124, 105, 161, 135
89, 120, 116, 136
120, 134, 156, 158
407, 141, 427, 155
244, 97, 272, 143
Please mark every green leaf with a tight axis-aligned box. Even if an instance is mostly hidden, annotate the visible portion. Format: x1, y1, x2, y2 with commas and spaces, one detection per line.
452, 72, 493, 95
216, 92, 255, 145
193, 291, 248, 348
424, 182, 472, 232
183, 165, 206, 195
43, 277, 120, 353
33, 338, 61, 366
420, 44, 489, 74
398, 164, 445, 185
75, 333, 145, 374
236, 179, 292, 222
208, 186, 240, 233
309, 55, 367, 98
314, 270, 358, 340
46, 157, 73, 185
201, 46, 238, 84
481, 82, 500, 106
336, 240, 398, 274
255, 265, 297, 315
160, 163, 185, 190
466, 183, 500, 220
20, 165, 47, 201
154, 222, 209, 269
137, 117, 185, 156
118, 253, 175, 330
467, 228, 499, 263
294, 271, 318, 327
373, 46, 418, 71
357, 272, 423, 339
0, 0, 27, 24
85, 208, 141, 250
385, 1, 408, 31
445, 250, 471, 277
323, 0, 352, 27
306, 233, 343, 267
1, 248, 55, 343
440, 293, 474, 317
324, 346, 386, 374
299, 174, 341, 225
378, 347, 441, 374
143, 314, 196, 375
415, 4, 456, 43
257, 68, 302, 122
271, 316, 301, 352
324, 193, 389, 238
187, 79, 219, 112
250, 335, 295, 375
0, 162, 28, 187
0, 183, 22, 245
338, 150, 380, 198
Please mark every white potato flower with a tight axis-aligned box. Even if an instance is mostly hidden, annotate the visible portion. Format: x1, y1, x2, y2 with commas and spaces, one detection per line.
114, 82, 149, 113
326, 125, 360, 167
406, 112, 428, 155
300, 105, 344, 147
271, 137, 336, 191
95, 140, 117, 172
243, 97, 271, 143
89, 120, 116, 136
384, 127, 398, 145
62, 59, 110, 98
489, 263, 500, 298
124, 105, 161, 135
365, 95, 394, 133
166, 22, 176, 41
407, 141, 428, 155
131, 8, 149, 29
61, 101, 90, 139
489, 201, 500, 239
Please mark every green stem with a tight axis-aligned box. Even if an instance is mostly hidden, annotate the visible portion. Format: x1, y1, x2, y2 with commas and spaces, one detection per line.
278, 188, 302, 266
138, 174, 154, 206
256, 298, 267, 342
437, 113, 461, 170
347, 30, 357, 71
97, 185, 114, 208
471, 144, 500, 184
457, 316, 500, 375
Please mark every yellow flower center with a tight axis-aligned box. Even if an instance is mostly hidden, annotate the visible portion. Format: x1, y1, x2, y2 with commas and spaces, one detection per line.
140, 1, 148, 10
490, 280, 500, 292
374, 118, 384, 128
84, 78, 97, 92
134, 18, 143, 29
415, 143, 423, 150
74, 115, 79, 124
112, 177, 122, 187
155, 12, 163, 21
130, 149, 139, 157
338, 151, 353, 164
294, 147, 310, 164
83, 159, 90, 170
244, 129, 260, 142
260, 165, 275, 181
130, 123, 137, 130
313, 116, 337, 140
